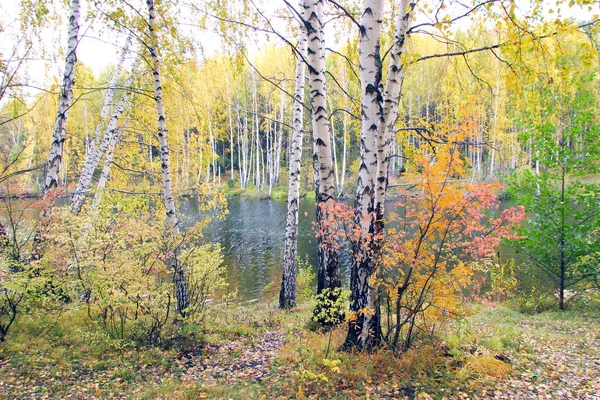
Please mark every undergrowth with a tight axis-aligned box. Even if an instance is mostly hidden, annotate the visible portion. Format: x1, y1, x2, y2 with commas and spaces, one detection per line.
0, 298, 598, 398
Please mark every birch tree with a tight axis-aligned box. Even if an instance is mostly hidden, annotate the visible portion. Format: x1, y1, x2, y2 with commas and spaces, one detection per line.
345, 0, 415, 349
44, 0, 80, 193
146, 0, 188, 316
70, 35, 132, 213
302, 0, 341, 300
279, 19, 307, 309
345, 0, 385, 349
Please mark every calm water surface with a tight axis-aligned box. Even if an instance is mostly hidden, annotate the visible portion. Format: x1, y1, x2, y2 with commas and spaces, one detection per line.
2, 195, 536, 299
180, 196, 533, 300
181, 196, 326, 299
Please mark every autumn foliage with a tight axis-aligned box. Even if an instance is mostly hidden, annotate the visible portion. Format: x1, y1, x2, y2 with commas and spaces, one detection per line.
318, 121, 525, 351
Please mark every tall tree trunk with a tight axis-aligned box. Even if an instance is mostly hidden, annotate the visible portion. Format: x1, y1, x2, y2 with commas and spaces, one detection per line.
44, 0, 80, 194
238, 103, 249, 189
74, 77, 132, 212
236, 103, 243, 187
303, 0, 341, 299
345, 0, 414, 349
253, 74, 261, 188
490, 73, 500, 176
345, 0, 385, 349
146, 0, 187, 316
276, 84, 286, 185
71, 37, 133, 214
212, 121, 217, 184
93, 126, 123, 210
330, 102, 339, 195
279, 26, 307, 309
340, 111, 347, 197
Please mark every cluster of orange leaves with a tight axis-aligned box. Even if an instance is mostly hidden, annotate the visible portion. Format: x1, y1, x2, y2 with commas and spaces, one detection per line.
313, 123, 525, 334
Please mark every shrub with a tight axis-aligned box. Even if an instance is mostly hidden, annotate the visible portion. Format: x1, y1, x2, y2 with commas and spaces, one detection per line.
43, 204, 227, 344
0, 190, 63, 341
297, 255, 316, 302
489, 260, 518, 301
312, 287, 347, 328
512, 287, 556, 315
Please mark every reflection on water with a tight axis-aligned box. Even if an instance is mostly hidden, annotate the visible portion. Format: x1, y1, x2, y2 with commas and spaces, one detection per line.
180, 196, 328, 300
1, 195, 538, 300
180, 196, 540, 300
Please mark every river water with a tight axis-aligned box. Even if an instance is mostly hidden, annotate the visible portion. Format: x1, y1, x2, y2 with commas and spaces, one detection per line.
179, 196, 531, 300
180, 196, 323, 300
2, 195, 532, 300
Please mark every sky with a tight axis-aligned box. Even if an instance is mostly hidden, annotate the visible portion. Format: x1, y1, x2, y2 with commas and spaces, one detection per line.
1, 0, 227, 103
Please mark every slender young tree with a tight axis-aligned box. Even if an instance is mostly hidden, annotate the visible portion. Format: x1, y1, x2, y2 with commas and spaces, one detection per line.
44, 0, 80, 193
279, 19, 307, 309
302, 0, 341, 298
146, 0, 188, 315
70, 35, 132, 213
92, 126, 122, 210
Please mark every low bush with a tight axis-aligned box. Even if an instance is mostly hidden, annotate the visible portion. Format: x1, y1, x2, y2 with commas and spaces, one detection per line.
41, 206, 227, 344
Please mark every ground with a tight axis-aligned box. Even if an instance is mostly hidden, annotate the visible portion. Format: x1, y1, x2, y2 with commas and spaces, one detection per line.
466, 306, 600, 399
0, 302, 599, 399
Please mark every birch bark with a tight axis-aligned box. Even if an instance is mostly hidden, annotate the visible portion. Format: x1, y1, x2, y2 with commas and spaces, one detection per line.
93, 126, 123, 210
229, 103, 234, 183
303, 0, 341, 297
279, 24, 307, 309
146, 0, 188, 315
345, 0, 384, 349
44, 0, 80, 193
376, 0, 415, 213
70, 36, 132, 213
345, 0, 415, 349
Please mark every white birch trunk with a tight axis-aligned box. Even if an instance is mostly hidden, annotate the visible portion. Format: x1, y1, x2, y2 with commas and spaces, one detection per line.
267, 122, 273, 196
490, 66, 501, 176
346, 0, 385, 349
146, 0, 187, 316
229, 103, 234, 183
340, 112, 347, 197
44, 0, 80, 193
346, 0, 415, 349
253, 74, 261, 188
377, 0, 414, 211
70, 36, 133, 213
236, 104, 242, 186
330, 104, 339, 194
276, 83, 286, 185
93, 126, 123, 210
279, 26, 307, 308
212, 124, 217, 184
147, 2, 178, 232
303, 0, 340, 297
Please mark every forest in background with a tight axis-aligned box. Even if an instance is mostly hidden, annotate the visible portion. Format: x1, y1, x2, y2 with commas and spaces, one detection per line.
1, 0, 600, 398
3, 2, 598, 197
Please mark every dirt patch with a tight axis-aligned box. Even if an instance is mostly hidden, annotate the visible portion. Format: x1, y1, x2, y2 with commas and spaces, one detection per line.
182, 331, 285, 384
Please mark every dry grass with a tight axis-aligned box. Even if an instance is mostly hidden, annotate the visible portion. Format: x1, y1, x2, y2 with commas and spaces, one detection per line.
459, 355, 513, 379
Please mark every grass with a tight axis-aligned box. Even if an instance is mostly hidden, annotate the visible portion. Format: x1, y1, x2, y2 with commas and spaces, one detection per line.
0, 296, 599, 399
